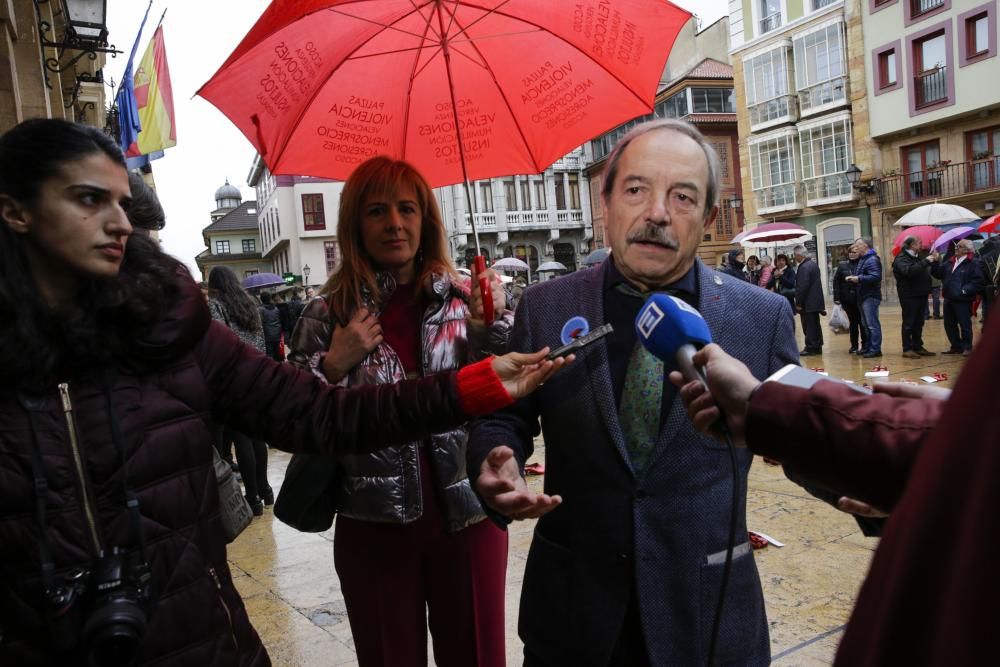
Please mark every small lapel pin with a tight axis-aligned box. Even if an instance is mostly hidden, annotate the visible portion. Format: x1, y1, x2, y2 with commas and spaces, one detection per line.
560, 316, 590, 345
714, 275, 723, 286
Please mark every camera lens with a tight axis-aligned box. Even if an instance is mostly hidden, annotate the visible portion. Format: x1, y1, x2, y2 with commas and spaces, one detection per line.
84, 594, 148, 667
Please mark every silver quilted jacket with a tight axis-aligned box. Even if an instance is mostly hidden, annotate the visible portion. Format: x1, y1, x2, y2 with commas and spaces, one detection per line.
287, 272, 513, 531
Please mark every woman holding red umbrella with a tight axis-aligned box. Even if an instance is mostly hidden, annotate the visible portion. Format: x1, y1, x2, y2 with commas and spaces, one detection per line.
288, 156, 512, 667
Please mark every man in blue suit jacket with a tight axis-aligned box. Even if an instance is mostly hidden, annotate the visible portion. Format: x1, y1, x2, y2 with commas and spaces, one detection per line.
468, 120, 798, 666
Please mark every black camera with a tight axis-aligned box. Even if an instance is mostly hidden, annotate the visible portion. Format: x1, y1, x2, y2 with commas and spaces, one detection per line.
46, 548, 152, 667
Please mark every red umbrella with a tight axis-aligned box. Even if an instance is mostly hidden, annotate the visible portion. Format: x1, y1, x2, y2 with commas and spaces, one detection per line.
980, 214, 1000, 234
731, 222, 810, 245
199, 0, 690, 316
891, 225, 943, 256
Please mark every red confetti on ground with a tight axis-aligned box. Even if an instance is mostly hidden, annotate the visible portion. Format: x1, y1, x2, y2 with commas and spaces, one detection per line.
524, 462, 545, 476
810, 367, 825, 373
749, 532, 769, 549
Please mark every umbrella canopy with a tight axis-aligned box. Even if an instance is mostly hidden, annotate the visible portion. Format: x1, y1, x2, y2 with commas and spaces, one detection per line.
198, 0, 690, 189
536, 261, 567, 272
492, 257, 529, 271
243, 272, 287, 289
980, 214, 1000, 234
583, 247, 611, 266
931, 226, 978, 252
891, 225, 943, 256
893, 203, 980, 227
733, 222, 812, 245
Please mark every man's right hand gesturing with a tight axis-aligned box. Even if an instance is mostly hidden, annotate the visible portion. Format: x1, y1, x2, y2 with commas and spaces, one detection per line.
477, 446, 562, 520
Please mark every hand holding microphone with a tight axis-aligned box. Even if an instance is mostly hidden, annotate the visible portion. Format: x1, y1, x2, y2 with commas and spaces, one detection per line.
633, 292, 759, 447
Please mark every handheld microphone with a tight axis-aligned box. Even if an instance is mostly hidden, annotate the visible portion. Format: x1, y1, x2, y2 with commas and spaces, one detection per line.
634, 293, 712, 385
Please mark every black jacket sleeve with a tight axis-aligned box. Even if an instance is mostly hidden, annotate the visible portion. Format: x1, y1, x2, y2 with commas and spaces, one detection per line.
197, 321, 469, 456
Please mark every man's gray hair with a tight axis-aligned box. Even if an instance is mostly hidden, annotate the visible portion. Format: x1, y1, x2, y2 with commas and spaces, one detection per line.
600, 118, 721, 219
793, 244, 810, 258
855, 236, 874, 249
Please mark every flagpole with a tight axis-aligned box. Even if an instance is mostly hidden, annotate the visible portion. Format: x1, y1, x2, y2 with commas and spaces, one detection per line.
112, 0, 155, 104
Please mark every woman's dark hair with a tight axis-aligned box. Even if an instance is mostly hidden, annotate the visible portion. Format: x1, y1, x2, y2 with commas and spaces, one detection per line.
208, 266, 262, 332
775, 253, 789, 264
128, 172, 166, 231
0, 119, 183, 388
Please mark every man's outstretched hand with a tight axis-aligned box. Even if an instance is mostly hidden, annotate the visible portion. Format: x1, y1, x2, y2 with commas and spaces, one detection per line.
476, 446, 562, 520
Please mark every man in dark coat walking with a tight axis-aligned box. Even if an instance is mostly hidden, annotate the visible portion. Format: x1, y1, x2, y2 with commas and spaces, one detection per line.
931, 239, 985, 355
893, 235, 936, 358
833, 246, 865, 353
793, 245, 825, 356
258, 291, 285, 361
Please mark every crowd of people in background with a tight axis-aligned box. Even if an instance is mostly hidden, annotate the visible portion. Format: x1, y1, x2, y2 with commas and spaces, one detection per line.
714, 233, 997, 359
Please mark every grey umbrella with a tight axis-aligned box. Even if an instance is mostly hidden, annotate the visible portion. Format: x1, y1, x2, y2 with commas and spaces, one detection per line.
583, 248, 611, 266
536, 261, 568, 273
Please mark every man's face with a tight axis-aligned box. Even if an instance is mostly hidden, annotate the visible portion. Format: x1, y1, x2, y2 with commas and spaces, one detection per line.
957, 241, 973, 255
910, 238, 923, 253
605, 129, 717, 290
794, 249, 806, 262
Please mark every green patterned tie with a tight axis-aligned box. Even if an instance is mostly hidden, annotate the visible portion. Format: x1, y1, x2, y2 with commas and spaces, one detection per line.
616, 283, 678, 474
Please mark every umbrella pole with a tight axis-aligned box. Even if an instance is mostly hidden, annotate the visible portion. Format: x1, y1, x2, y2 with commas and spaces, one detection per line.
438, 6, 492, 320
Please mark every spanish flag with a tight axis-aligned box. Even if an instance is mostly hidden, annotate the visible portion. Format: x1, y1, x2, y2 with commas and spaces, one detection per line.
126, 25, 176, 161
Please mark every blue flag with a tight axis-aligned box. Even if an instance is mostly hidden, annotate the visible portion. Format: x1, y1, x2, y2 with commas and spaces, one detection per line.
115, 1, 154, 151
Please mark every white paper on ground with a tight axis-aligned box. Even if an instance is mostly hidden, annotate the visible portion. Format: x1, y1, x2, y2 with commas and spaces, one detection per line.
864, 370, 890, 378
920, 376, 939, 383
752, 531, 785, 548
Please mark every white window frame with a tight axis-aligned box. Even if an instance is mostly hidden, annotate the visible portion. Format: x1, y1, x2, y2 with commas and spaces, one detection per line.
798, 112, 855, 206
743, 41, 798, 131
749, 128, 801, 214
793, 19, 849, 117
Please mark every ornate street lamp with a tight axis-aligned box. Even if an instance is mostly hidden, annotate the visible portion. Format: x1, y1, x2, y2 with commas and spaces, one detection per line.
846, 163, 875, 194
302, 264, 311, 286
33, 0, 121, 84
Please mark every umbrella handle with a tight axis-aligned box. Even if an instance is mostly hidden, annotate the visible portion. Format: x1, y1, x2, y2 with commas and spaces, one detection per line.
474, 255, 493, 323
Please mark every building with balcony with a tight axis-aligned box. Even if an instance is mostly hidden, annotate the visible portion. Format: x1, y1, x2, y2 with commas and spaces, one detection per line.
583, 17, 743, 267
195, 182, 269, 282
730, 0, 877, 295
1, 1, 108, 133
438, 149, 593, 275
247, 155, 343, 288
862, 0, 1000, 294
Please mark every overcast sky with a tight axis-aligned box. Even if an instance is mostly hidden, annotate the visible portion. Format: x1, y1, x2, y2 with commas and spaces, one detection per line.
104, 0, 729, 276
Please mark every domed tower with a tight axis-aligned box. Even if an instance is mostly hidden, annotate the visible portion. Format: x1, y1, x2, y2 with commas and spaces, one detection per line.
211, 179, 243, 221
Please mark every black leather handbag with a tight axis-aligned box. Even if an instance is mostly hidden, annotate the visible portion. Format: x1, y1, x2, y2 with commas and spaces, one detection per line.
213, 448, 253, 543
273, 453, 337, 532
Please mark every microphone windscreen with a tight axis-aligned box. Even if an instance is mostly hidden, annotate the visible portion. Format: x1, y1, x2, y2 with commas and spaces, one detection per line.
635, 293, 712, 361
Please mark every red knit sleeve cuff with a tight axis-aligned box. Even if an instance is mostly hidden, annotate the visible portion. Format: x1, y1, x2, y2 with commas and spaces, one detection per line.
456, 356, 512, 416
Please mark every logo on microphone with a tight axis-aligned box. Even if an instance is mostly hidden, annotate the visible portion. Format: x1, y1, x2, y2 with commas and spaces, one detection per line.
637, 302, 664, 339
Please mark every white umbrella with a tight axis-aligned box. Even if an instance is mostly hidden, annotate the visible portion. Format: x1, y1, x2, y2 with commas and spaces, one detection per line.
536, 261, 568, 272
893, 203, 980, 227
492, 257, 530, 271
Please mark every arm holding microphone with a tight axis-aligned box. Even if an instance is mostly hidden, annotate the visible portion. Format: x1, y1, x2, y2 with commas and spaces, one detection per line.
669, 344, 947, 514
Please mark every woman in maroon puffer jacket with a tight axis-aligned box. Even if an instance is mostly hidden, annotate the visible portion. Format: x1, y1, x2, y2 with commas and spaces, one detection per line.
0, 119, 564, 666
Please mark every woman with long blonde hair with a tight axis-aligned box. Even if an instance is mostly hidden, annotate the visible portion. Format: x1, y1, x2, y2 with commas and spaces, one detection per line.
288, 156, 511, 667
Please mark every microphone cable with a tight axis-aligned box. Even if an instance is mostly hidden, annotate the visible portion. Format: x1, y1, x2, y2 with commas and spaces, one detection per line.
706, 424, 739, 667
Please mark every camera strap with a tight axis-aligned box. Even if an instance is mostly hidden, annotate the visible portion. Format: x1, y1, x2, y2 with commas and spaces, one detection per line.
102, 373, 151, 569
17, 393, 59, 594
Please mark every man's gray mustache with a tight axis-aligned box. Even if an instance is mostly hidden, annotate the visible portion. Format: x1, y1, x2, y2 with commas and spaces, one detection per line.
626, 226, 679, 249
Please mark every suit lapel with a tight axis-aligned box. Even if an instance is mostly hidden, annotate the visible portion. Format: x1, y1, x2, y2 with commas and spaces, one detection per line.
644, 260, 727, 472
577, 264, 631, 469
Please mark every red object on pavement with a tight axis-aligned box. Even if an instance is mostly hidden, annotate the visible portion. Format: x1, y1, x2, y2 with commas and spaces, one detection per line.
890, 226, 943, 256
748, 532, 769, 550
197, 0, 690, 189
524, 462, 545, 476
